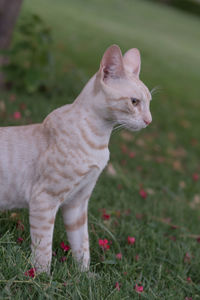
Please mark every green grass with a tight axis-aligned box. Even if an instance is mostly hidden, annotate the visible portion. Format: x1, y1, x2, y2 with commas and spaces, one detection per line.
0, 0, 200, 298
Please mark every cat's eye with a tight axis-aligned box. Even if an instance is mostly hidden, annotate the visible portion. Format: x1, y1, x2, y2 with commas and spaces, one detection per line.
131, 97, 140, 106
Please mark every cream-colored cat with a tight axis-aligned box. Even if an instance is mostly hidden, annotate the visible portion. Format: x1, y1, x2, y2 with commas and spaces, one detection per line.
0, 45, 152, 273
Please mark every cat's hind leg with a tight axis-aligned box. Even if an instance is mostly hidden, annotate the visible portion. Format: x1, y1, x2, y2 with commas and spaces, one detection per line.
61, 195, 90, 271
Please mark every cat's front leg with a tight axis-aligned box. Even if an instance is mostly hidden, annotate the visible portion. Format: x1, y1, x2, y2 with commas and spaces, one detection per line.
29, 195, 59, 274
61, 195, 90, 271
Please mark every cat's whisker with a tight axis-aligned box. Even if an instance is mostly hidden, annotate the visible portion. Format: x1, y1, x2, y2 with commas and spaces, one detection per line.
112, 123, 127, 135
150, 86, 162, 96
113, 124, 124, 131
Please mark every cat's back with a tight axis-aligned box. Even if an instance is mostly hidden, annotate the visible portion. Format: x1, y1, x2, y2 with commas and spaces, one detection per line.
0, 123, 48, 209
0, 123, 48, 166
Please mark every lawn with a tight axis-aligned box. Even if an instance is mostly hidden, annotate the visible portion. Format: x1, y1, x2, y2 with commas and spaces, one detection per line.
0, 0, 200, 299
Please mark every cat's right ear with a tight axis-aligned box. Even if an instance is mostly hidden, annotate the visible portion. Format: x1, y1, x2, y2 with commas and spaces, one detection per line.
99, 45, 125, 82
123, 48, 141, 77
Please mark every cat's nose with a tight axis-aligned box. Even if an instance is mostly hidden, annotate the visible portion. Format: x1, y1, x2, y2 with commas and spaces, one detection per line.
144, 118, 152, 125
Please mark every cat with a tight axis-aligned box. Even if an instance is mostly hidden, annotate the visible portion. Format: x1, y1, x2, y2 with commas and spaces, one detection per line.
0, 45, 152, 273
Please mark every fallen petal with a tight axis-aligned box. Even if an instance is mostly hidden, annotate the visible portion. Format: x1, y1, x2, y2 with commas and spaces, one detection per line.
134, 284, 143, 293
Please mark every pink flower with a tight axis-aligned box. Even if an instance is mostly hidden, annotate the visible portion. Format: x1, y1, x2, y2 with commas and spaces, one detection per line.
196, 237, 200, 243
17, 237, 23, 244
139, 188, 147, 199
13, 111, 21, 120
127, 236, 135, 245
129, 151, 136, 158
116, 253, 122, 260
102, 212, 110, 220
187, 277, 191, 283
60, 242, 70, 252
98, 239, 110, 251
121, 144, 128, 154
192, 173, 199, 181
115, 282, 120, 291
184, 252, 191, 263
16, 220, 24, 231
135, 254, 139, 261
100, 209, 110, 220
60, 256, 67, 262
134, 284, 144, 293
25, 268, 35, 278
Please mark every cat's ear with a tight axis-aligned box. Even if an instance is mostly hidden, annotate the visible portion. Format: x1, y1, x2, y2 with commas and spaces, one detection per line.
99, 45, 125, 82
123, 48, 141, 78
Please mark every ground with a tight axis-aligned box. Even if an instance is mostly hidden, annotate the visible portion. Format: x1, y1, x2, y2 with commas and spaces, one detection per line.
0, 0, 200, 299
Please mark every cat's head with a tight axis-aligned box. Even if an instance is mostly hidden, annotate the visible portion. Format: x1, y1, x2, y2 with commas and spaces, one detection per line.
96, 45, 152, 131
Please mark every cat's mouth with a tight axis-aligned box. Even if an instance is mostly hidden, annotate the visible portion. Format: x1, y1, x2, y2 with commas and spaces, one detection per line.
125, 121, 147, 132
124, 124, 143, 132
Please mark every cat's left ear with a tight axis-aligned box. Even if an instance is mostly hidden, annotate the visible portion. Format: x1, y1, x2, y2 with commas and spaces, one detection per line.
123, 48, 141, 78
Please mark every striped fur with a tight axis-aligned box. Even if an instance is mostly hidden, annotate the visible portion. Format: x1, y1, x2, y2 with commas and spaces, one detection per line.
0, 45, 152, 273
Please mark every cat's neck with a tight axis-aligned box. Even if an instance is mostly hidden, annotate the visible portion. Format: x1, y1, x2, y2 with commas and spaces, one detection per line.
64, 74, 114, 144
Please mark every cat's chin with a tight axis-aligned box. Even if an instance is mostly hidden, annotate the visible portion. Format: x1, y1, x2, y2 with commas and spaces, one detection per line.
121, 121, 147, 132
126, 126, 144, 132
132, 128, 143, 132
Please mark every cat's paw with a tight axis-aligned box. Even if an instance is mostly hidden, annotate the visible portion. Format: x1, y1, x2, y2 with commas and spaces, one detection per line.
86, 271, 100, 279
